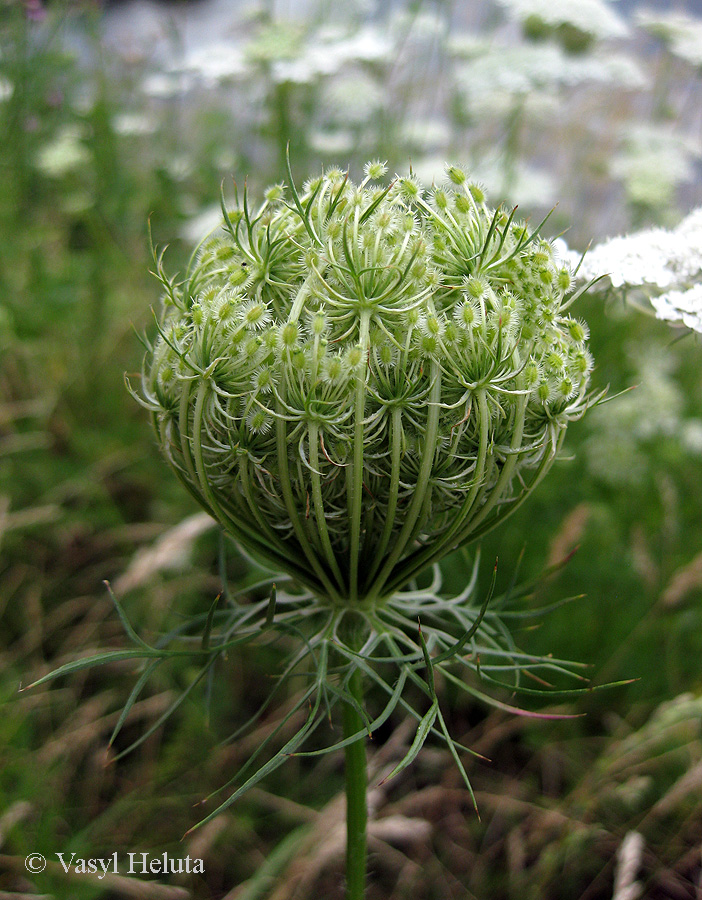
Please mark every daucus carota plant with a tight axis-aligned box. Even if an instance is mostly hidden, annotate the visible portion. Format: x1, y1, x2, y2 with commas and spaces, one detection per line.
143, 159, 594, 602
131, 159, 600, 895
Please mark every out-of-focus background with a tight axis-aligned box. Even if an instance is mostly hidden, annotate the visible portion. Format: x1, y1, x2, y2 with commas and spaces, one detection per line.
2, 0, 702, 897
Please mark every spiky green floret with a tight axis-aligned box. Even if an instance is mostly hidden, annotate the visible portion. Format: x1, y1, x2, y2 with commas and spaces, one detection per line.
140, 164, 596, 604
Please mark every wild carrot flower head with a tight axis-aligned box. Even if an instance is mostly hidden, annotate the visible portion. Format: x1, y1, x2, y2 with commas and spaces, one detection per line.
139, 162, 595, 605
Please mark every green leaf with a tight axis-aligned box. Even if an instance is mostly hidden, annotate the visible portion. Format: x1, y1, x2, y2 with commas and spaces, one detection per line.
432, 559, 497, 664
284, 144, 321, 246
109, 659, 162, 746
207, 641, 330, 803
21, 649, 162, 690
418, 620, 436, 699
478, 673, 637, 698
185, 687, 325, 836
219, 179, 240, 243
326, 680, 371, 734
104, 581, 155, 651
336, 640, 485, 760
265, 584, 277, 628
293, 668, 409, 758
477, 206, 501, 269
112, 658, 217, 761
379, 698, 438, 785
498, 595, 583, 619
442, 669, 585, 720
201, 594, 221, 652
435, 705, 480, 818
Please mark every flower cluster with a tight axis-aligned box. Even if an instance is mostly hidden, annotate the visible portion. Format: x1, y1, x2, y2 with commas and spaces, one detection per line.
139, 162, 595, 604
636, 9, 702, 68
573, 207, 702, 333
455, 43, 645, 100
497, 0, 629, 50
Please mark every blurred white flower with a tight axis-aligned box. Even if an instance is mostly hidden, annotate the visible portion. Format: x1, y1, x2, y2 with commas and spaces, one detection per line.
71, 83, 96, 116
113, 112, 157, 136
262, 24, 393, 85
456, 44, 646, 101
682, 420, 702, 455
322, 25, 393, 64
408, 155, 451, 188
309, 128, 355, 155
591, 52, 649, 89
180, 205, 225, 244
142, 72, 194, 99
212, 148, 238, 173
162, 154, 194, 182
472, 158, 558, 208
35, 125, 90, 178
610, 124, 701, 211
636, 9, 702, 67
408, 155, 556, 209
320, 71, 385, 124
390, 9, 448, 43
400, 117, 451, 152
446, 32, 489, 59
552, 237, 573, 266
271, 56, 320, 85
497, 0, 629, 41
0, 77, 13, 102
457, 44, 565, 95
178, 41, 248, 85
464, 81, 560, 120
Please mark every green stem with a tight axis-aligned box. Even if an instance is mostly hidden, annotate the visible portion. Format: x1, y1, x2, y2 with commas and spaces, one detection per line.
366, 406, 402, 586
274, 394, 342, 603
343, 664, 367, 900
365, 360, 442, 604
349, 310, 372, 602
308, 421, 345, 592
381, 386, 490, 591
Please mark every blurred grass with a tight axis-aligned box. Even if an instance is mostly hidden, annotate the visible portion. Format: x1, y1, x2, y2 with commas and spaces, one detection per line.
2, 1, 702, 897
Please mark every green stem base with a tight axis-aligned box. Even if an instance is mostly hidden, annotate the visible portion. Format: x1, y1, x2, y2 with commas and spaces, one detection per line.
343, 665, 367, 899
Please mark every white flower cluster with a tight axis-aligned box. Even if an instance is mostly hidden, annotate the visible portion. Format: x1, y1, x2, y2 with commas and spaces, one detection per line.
178, 41, 249, 86
34, 125, 90, 179
0, 76, 13, 102
636, 9, 702, 68
652, 285, 702, 332
456, 43, 646, 102
139, 21, 393, 95
574, 208, 702, 332
497, 0, 629, 42
264, 25, 392, 86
